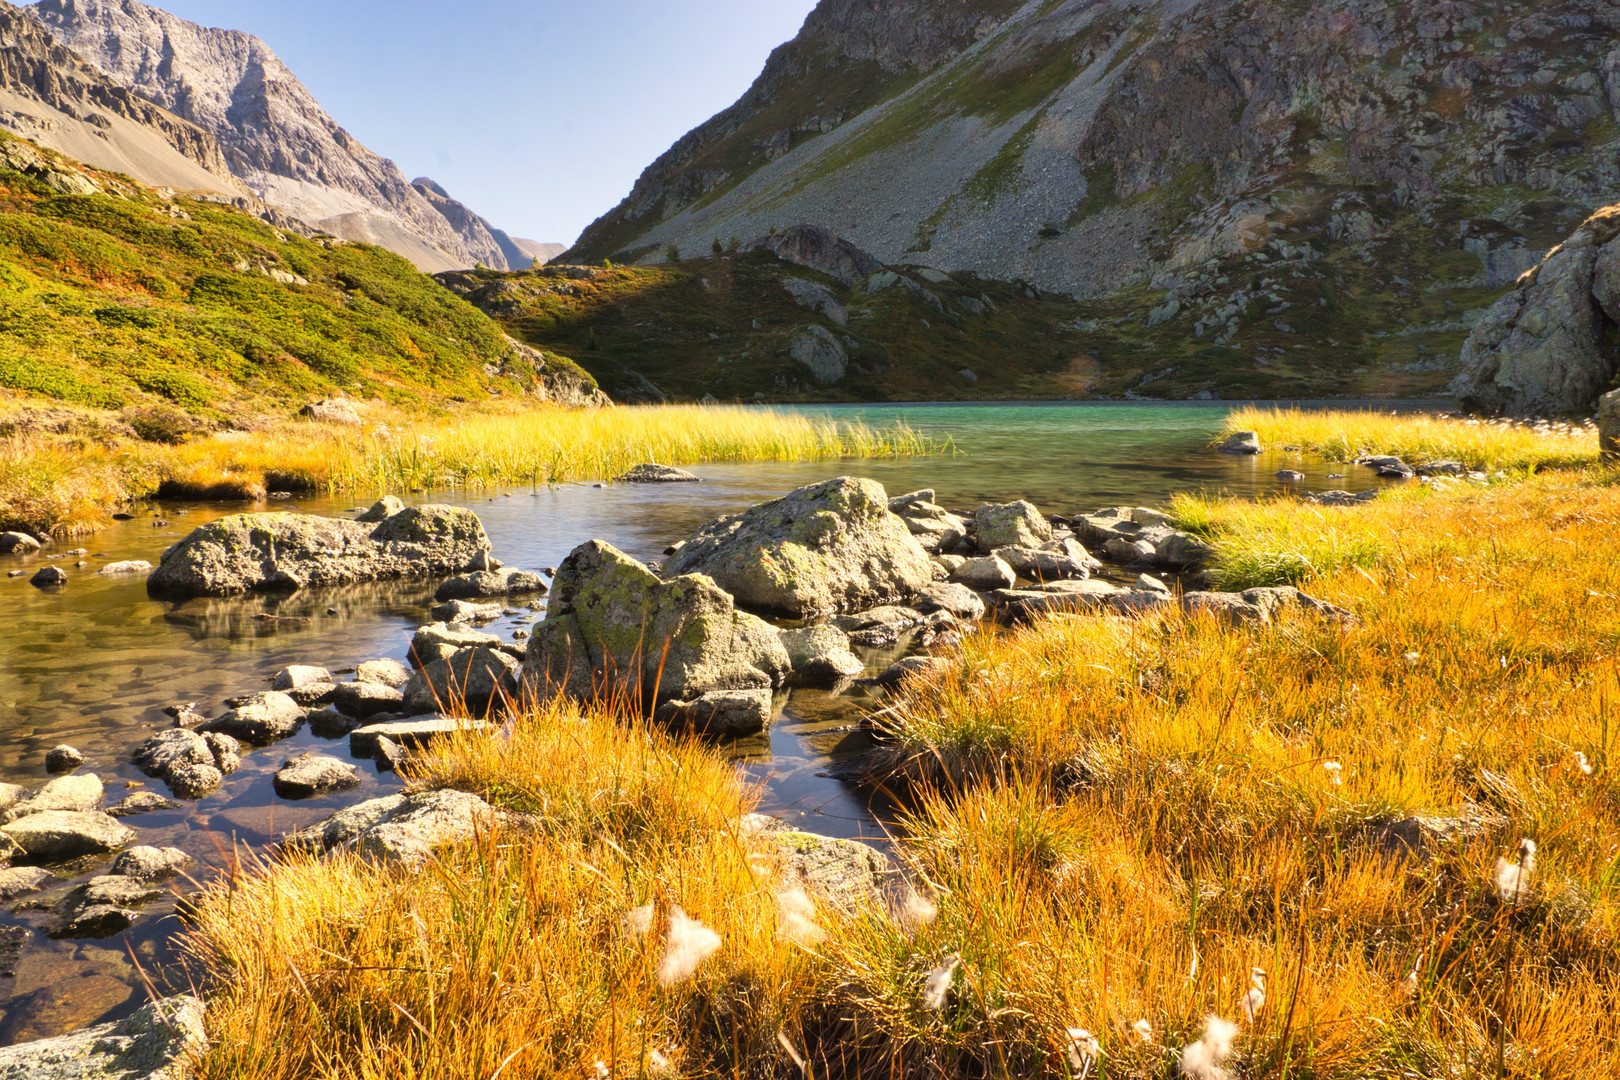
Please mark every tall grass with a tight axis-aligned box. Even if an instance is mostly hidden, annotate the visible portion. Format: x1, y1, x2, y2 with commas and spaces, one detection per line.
0, 402, 937, 535
1226, 406, 1597, 472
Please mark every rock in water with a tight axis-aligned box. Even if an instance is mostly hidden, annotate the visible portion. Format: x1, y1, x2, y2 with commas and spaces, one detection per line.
0, 810, 135, 861
147, 505, 491, 598
662, 477, 934, 618
0, 531, 41, 554
974, 501, 1052, 552
273, 753, 362, 799
653, 689, 775, 737
1218, 431, 1262, 454
617, 464, 700, 483
198, 691, 303, 746
523, 540, 790, 707
778, 626, 864, 685
43, 746, 83, 773
0, 994, 205, 1077
1456, 205, 1620, 416
29, 566, 68, 588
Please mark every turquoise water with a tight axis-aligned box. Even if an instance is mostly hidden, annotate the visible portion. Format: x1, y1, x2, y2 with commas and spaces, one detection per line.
0, 401, 1434, 1042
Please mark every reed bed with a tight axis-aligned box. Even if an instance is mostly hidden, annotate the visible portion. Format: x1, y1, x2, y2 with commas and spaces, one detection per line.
1225, 405, 1597, 473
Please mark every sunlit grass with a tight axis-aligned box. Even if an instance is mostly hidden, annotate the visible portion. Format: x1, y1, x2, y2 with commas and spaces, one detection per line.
1225, 405, 1597, 472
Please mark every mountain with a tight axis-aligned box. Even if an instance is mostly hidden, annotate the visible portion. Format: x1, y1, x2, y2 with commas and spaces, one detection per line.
26, 0, 522, 272
511, 239, 566, 267
410, 177, 531, 270
568, 0, 1620, 398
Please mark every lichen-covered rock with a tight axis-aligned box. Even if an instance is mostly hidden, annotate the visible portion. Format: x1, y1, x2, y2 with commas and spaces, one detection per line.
1, 774, 103, 824
330, 680, 405, 718
909, 582, 986, 620
130, 730, 230, 799
523, 540, 790, 707
778, 625, 864, 685
744, 813, 891, 908
974, 500, 1052, 552
0, 810, 135, 862
410, 622, 502, 665
1218, 431, 1261, 454
147, 505, 492, 598
433, 567, 547, 602
273, 753, 362, 799
994, 544, 1094, 582
664, 478, 933, 618
198, 691, 303, 746
892, 499, 969, 554
356, 658, 413, 688
1181, 586, 1354, 627
109, 846, 190, 882
271, 665, 331, 691
355, 495, 404, 523
403, 646, 520, 715
653, 689, 775, 736
0, 993, 205, 1079
1155, 531, 1217, 568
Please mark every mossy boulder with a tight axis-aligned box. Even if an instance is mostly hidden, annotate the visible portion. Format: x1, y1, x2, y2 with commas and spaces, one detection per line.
148, 505, 491, 598
523, 540, 790, 708
662, 477, 934, 618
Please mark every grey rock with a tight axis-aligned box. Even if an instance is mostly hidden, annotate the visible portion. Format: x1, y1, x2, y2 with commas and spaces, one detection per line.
617, 463, 700, 483
52, 874, 165, 935
356, 657, 413, 689
1154, 531, 1217, 568
893, 500, 969, 553
833, 606, 922, 632
0, 531, 41, 555
524, 540, 791, 707
299, 398, 362, 425
781, 277, 849, 326
355, 495, 404, 523
270, 664, 331, 691
1218, 431, 1261, 455
653, 689, 775, 736
1135, 573, 1171, 594
1181, 586, 1354, 627
108, 846, 190, 882
1359, 455, 1416, 478
1415, 460, 1467, 477
306, 707, 362, 738
287, 789, 504, 869
199, 690, 303, 745
995, 544, 1094, 582
1602, 389, 1620, 460
0, 866, 53, 901
148, 506, 492, 598
909, 582, 986, 620
1105, 537, 1158, 565
948, 554, 1016, 591
750, 224, 883, 287
30, 566, 68, 588
1069, 508, 1142, 547
200, 732, 240, 775
410, 621, 503, 665
403, 646, 520, 714
96, 560, 152, 575
431, 599, 503, 624
778, 625, 864, 685
131, 730, 229, 798
869, 656, 951, 687
349, 716, 488, 757
744, 813, 891, 908
433, 567, 548, 602
373, 735, 407, 772
330, 680, 405, 718
282, 682, 337, 707
663, 477, 934, 618
1306, 489, 1381, 507
273, 753, 361, 799
974, 500, 1052, 552
106, 792, 179, 818
0, 993, 205, 1079
2, 774, 103, 824
44, 746, 83, 773
0, 811, 135, 862
788, 325, 849, 384
0, 783, 21, 814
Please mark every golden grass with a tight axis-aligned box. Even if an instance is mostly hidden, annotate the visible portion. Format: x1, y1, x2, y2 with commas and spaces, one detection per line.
0, 400, 935, 535
183, 470, 1620, 1078
1225, 406, 1597, 472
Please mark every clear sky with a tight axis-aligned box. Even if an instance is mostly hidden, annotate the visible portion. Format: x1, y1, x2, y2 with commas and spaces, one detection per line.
149, 1, 821, 245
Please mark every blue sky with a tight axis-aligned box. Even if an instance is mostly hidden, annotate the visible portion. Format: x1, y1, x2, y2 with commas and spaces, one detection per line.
152, 1, 821, 245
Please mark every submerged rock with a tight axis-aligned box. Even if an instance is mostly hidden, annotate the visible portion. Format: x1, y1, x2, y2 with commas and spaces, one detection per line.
524, 540, 790, 707
147, 505, 491, 598
662, 477, 934, 618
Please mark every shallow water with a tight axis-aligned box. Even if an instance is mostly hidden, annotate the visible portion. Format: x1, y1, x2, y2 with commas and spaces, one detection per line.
0, 401, 1432, 1042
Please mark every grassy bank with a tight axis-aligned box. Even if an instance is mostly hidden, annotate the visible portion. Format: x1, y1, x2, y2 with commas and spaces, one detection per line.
1224, 406, 1598, 473
0, 399, 935, 535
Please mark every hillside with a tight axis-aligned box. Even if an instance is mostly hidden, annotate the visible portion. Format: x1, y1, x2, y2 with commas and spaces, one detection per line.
26, 0, 527, 271
568, 0, 1620, 396
0, 131, 596, 423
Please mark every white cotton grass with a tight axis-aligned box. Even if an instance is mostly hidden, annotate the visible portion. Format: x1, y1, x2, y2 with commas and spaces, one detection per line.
1493, 838, 1537, 905
775, 888, 825, 946
921, 952, 962, 1011
1065, 1028, 1101, 1078
657, 905, 722, 986
1575, 750, 1594, 775
1131, 1018, 1154, 1045
1178, 1015, 1240, 1080
1241, 967, 1266, 1023
624, 903, 655, 937
1322, 760, 1343, 786
899, 889, 939, 933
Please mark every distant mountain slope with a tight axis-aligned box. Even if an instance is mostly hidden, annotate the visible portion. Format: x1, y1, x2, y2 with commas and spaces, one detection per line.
28, 0, 519, 271
569, 0, 1620, 396
0, 0, 239, 195
410, 177, 530, 270
0, 130, 600, 419
511, 239, 565, 267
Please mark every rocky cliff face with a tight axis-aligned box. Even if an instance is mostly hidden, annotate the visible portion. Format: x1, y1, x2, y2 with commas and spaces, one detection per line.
570, 0, 1620, 398
28, 0, 520, 271
411, 177, 530, 270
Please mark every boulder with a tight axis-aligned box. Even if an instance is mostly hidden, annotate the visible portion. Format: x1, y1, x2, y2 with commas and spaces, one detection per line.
109, 846, 190, 881
868, 656, 952, 687
30, 566, 67, 588
131, 729, 235, 799
356, 658, 413, 689
287, 789, 504, 869
410, 622, 501, 664
1155, 531, 1217, 568
0, 810, 134, 861
282, 682, 337, 707
355, 495, 404, 523
779, 626, 864, 685
97, 560, 152, 575
788, 326, 849, 384
1181, 586, 1353, 627
1456, 205, 1620, 416
974, 501, 1052, 552
949, 555, 1016, 591
523, 540, 790, 707
273, 753, 362, 799
744, 814, 891, 907
888, 489, 936, 512
271, 665, 331, 691
1136, 574, 1171, 594
43, 745, 83, 773
0, 531, 41, 555
0, 994, 205, 1078
1359, 455, 1416, 478
618, 463, 701, 483
1105, 537, 1158, 564
300, 398, 361, 424
330, 680, 405, 718
662, 478, 934, 619
199, 691, 303, 746
909, 582, 986, 621
1070, 508, 1143, 547
1218, 430, 1261, 454
1, 774, 103, 823
653, 689, 775, 736
50, 874, 164, 938
147, 505, 492, 598
404, 646, 521, 714
995, 545, 1094, 582
349, 716, 487, 758
433, 567, 547, 602
750, 224, 883, 287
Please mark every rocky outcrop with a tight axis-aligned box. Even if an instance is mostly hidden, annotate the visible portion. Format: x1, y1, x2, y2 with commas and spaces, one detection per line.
523, 540, 790, 709
1456, 206, 1620, 417
147, 505, 491, 598
662, 477, 934, 618
0, 993, 205, 1079
788, 325, 849, 384
31, 0, 520, 271
753, 224, 883, 287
